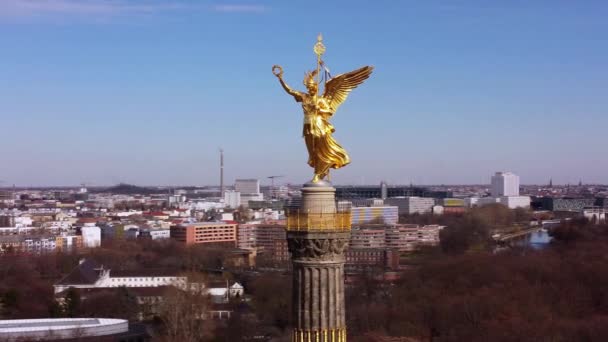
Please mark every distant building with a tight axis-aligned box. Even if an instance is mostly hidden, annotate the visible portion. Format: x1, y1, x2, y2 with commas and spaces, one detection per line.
385, 224, 443, 252
54, 259, 186, 294
0, 234, 82, 254
351, 206, 399, 225
0, 216, 15, 227
351, 198, 385, 207
541, 197, 596, 212
442, 198, 465, 207
350, 228, 386, 249
125, 228, 140, 239
499, 196, 531, 209
223, 190, 241, 209
81, 224, 101, 248
0, 235, 55, 253
170, 222, 237, 246
583, 208, 607, 223
99, 224, 125, 240
237, 223, 288, 261
139, 228, 171, 240
0, 190, 13, 202
53, 259, 245, 324
232, 180, 264, 208
248, 199, 285, 211
491, 172, 520, 197
346, 248, 399, 270
595, 197, 608, 208
432, 205, 444, 215
55, 234, 83, 251
467, 172, 530, 209
335, 184, 450, 200
240, 193, 264, 208
349, 224, 442, 253
385, 197, 435, 215
168, 195, 186, 207
235, 179, 260, 195
469, 196, 530, 209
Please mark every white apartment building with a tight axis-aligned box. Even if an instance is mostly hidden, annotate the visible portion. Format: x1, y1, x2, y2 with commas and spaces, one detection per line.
224, 190, 241, 209
491, 172, 520, 197
385, 197, 436, 215
81, 224, 101, 248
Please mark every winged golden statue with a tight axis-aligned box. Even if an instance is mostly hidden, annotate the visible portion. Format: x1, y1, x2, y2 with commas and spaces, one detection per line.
273, 35, 373, 183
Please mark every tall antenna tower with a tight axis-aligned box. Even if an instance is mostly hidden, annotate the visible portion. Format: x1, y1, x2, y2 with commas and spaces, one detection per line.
219, 148, 224, 199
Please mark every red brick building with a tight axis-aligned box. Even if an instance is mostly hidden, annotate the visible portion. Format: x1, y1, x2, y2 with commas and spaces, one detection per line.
170, 222, 237, 246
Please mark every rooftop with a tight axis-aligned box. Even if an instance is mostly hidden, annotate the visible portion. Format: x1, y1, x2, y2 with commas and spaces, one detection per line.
0, 318, 128, 338
55, 259, 102, 285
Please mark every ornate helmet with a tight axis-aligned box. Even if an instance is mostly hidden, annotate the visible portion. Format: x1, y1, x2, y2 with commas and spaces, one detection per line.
303, 69, 318, 88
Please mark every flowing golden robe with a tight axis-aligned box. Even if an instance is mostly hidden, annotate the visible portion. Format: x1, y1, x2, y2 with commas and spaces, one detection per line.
300, 95, 350, 179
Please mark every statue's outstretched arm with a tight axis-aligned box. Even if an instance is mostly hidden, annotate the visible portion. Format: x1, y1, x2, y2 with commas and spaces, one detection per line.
273, 65, 303, 102
278, 76, 303, 102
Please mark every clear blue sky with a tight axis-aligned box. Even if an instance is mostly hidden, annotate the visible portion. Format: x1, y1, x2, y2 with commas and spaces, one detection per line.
1, 0, 607, 187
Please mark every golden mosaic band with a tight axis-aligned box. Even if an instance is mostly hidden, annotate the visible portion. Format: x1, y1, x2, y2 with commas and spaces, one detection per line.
293, 328, 347, 342
285, 211, 351, 232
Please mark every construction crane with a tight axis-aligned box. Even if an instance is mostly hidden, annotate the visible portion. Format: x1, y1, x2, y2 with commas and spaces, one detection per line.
267, 175, 285, 199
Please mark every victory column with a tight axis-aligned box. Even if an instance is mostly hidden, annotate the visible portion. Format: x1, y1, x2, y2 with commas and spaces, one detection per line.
273, 34, 373, 342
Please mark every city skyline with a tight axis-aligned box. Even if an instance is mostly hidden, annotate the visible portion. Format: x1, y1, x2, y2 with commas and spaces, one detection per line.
2, 0, 607, 186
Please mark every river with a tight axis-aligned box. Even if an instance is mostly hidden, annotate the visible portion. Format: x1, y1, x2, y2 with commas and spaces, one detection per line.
518, 229, 552, 249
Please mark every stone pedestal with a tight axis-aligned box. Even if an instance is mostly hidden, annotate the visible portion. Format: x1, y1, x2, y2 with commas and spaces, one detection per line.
287, 182, 350, 342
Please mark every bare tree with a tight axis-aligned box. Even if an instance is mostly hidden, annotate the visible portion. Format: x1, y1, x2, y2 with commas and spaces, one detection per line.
156, 284, 213, 342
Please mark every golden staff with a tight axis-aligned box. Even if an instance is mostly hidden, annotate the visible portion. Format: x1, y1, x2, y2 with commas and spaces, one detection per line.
313, 33, 325, 95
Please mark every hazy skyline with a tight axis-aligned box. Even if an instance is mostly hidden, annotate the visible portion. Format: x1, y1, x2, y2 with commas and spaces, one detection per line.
1, 0, 607, 187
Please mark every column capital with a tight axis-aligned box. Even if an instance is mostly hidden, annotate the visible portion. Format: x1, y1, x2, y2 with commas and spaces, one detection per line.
287, 232, 350, 262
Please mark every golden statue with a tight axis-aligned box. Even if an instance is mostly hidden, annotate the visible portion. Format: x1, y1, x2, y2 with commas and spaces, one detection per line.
273, 34, 373, 183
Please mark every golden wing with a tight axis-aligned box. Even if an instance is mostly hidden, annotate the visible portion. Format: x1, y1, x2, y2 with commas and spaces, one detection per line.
323, 66, 374, 112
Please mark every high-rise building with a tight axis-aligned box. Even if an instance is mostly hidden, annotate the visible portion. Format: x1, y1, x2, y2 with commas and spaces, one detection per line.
491, 172, 520, 197
471, 171, 531, 209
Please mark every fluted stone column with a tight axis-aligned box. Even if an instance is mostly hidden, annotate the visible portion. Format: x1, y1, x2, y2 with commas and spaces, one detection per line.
287, 182, 350, 342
